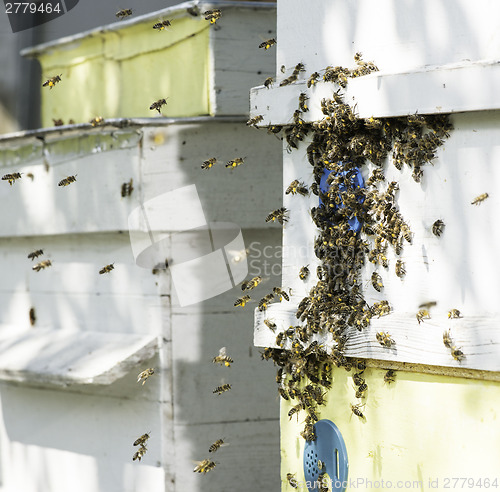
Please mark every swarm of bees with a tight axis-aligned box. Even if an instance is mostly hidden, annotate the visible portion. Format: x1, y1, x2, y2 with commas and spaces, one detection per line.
42, 74, 62, 89
203, 9, 221, 24
149, 98, 168, 114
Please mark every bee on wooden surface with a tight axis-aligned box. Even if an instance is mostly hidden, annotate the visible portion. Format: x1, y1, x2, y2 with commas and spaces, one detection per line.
203, 9, 221, 23
273, 287, 290, 302
89, 116, 104, 127
225, 157, 245, 169
416, 309, 430, 324
371, 272, 383, 292
286, 473, 298, 488
2, 172, 22, 185
99, 263, 114, 274
209, 438, 226, 453
350, 403, 365, 420
264, 319, 277, 331
286, 179, 308, 196
471, 193, 488, 205
32, 260, 52, 272
258, 293, 274, 311
58, 175, 77, 187
299, 265, 309, 280
213, 383, 231, 395
259, 38, 276, 50
451, 346, 464, 362
212, 347, 233, 367
265, 207, 289, 225
234, 295, 251, 308
29, 307, 36, 326
42, 74, 62, 89
246, 115, 263, 127
448, 308, 462, 319
443, 329, 453, 349
137, 367, 154, 385
432, 219, 445, 237
193, 459, 216, 473
307, 72, 320, 88
298, 92, 309, 112
150, 98, 168, 113
133, 445, 147, 462
395, 259, 406, 278
28, 249, 44, 261
383, 369, 396, 384
153, 20, 171, 30
241, 276, 262, 291
133, 432, 151, 447
201, 157, 217, 170
264, 77, 274, 89
121, 178, 134, 197
376, 331, 395, 348
116, 8, 132, 19
401, 224, 412, 243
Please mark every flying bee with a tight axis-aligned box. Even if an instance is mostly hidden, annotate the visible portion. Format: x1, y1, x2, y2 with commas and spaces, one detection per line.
137, 367, 154, 385
121, 178, 134, 197
443, 329, 453, 349
258, 293, 274, 311
288, 404, 303, 420
203, 9, 221, 23
32, 260, 52, 272
451, 346, 464, 362
153, 20, 171, 30
213, 383, 231, 395
371, 272, 383, 292
259, 38, 276, 50
42, 74, 62, 89
89, 116, 104, 126
448, 308, 462, 319
350, 403, 365, 420
265, 207, 289, 225
471, 193, 488, 205
273, 287, 290, 302
149, 98, 168, 113
99, 263, 114, 274
298, 92, 309, 112
212, 347, 233, 367
2, 172, 22, 185
299, 265, 309, 280
58, 175, 77, 186
133, 432, 151, 447
29, 307, 36, 326
234, 295, 251, 307
225, 157, 245, 169
268, 125, 282, 135
286, 179, 309, 196
116, 8, 132, 19
209, 438, 226, 453
419, 301, 437, 310
264, 77, 274, 88
246, 115, 264, 127
201, 157, 217, 170
28, 249, 44, 261
52, 118, 64, 126
432, 219, 445, 237
241, 276, 262, 291
286, 473, 298, 488
133, 445, 147, 462
416, 309, 430, 324
193, 459, 216, 473
395, 259, 406, 278
376, 331, 395, 348
384, 369, 396, 384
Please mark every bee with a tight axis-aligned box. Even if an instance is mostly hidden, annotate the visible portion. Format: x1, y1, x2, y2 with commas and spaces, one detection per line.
384, 369, 396, 384
246, 115, 264, 127
350, 403, 365, 419
89, 116, 104, 127
278, 386, 289, 400
150, 98, 168, 113
234, 295, 251, 307
212, 347, 233, 367
203, 9, 221, 23
419, 301, 437, 310
258, 293, 274, 311
288, 404, 303, 420
371, 272, 383, 292
432, 219, 445, 237
116, 8, 132, 19
137, 367, 154, 385
2, 172, 22, 185
286, 179, 309, 196
298, 92, 309, 112
213, 383, 231, 395
209, 438, 226, 453
376, 331, 395, 348
28, 249, 44, 261
133, 445, 147, 462
42, 74, 62, 89
201, 157, 217, 170
286, 473, 298, 488
273, 287, 290, 301
193, 459, 216, 473
299, 265, 309, 280
32, 260, 52, 272
186, 5, 200, 16
58, 175, 77, 186
401, 224, 412, 243
265, 207, 289, 225
352, 373, 365, 386
268, 125, 282, 135
448, 308, 462, 319
443, 329, 453, 349
307, 72, 320, 88
259, 38, 276, 50
29, 307, 36, 326
241, 276, 262, 291
52, 118, 64, 126
99, 263, 115, 274
264, 77, 274, 89
416, 309, 430, 324
451, 346, 464, 362
153, 20, 171, 30
471, 193, 488, 205
133, 432, 151, 447
395, 259, 406, 278
264, 318, 276, 331
355, 382, 368, 399
121, 178, 134, 197
225, 157, 245, 169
